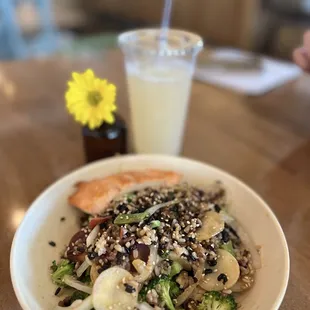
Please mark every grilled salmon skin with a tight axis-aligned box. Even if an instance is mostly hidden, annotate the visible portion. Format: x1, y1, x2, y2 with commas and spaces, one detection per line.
68, 169, 182, 214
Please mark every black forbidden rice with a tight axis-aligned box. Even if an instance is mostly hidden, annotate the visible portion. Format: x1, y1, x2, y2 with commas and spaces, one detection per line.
61, 183, 255, 307
65, 184, 226, 267
54, 287, 61, 296
124, 283, 136, 293
49, 241, 56, 247
217, 273, 228, 285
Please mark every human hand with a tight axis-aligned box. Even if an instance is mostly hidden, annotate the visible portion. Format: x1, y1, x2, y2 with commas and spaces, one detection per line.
293, 31, 310, 71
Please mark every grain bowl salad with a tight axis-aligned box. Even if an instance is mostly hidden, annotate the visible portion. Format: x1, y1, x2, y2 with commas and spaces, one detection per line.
51, 170, 261, 310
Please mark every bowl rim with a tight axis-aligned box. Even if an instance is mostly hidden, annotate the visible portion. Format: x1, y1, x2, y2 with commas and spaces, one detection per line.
10, 154, 290, 310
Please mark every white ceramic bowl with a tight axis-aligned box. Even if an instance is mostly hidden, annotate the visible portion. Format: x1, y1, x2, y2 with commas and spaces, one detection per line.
10, 155, 289, 310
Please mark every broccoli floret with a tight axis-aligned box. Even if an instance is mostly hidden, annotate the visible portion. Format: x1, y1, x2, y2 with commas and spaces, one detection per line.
138, 276, 181, 310
79, 266, 91, 284
156, 276, 176, 310
138, 287, 147, 303
51, 260, 58, 273
70, 291, 89, 303
197, 291, 237, 310
50, 259, 74, 287
170, 261, 183, 278
138, 277, 158, 302
169, 281, 181, 299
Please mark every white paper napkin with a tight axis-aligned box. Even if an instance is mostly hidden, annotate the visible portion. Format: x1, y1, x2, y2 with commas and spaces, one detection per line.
195, 48, 302, 96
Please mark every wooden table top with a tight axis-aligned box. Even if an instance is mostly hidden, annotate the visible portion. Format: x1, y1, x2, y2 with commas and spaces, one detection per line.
1, 50, 310, 309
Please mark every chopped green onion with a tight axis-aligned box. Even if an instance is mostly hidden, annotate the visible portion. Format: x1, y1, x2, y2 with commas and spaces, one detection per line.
150, 220, 161, 229
114, 200, 179, 225
170, 261, 183, 277
126, 193, 135, 202
220, 240, 235, 257
114, 213, 147, 225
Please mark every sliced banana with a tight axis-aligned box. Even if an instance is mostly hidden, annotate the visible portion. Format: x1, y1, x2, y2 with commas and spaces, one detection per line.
197, 211, 225, 241
199, 249, 240, 291
93, 266, 138, 310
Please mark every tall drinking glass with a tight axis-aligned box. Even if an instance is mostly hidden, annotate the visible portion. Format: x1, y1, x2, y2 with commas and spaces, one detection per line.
118, 29, 203, 155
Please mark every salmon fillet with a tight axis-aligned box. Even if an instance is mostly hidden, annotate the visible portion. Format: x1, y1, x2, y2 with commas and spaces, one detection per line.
68, 169, 182, 215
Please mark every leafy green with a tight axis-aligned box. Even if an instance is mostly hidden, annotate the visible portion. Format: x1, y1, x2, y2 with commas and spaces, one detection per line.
50, 259, 74, 287
197, 291, 237, 310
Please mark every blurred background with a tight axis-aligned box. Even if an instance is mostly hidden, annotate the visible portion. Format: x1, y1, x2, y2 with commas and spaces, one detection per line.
1, 0, 309, 61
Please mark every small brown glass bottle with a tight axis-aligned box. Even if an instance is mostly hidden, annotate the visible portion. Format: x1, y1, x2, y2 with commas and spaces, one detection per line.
82, 114, 127, 163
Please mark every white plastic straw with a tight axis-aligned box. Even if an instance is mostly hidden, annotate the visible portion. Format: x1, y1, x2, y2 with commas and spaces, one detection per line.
159, 0, 174, 51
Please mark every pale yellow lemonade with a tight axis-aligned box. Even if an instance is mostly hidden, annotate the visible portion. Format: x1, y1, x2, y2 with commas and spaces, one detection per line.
126, 61, 193, 154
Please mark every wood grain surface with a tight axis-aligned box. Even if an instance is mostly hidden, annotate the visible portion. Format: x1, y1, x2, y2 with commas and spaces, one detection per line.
1, 50, 309, 309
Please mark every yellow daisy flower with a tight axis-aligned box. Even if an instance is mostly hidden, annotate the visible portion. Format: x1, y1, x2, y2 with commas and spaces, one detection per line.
65, 69, 117, 130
